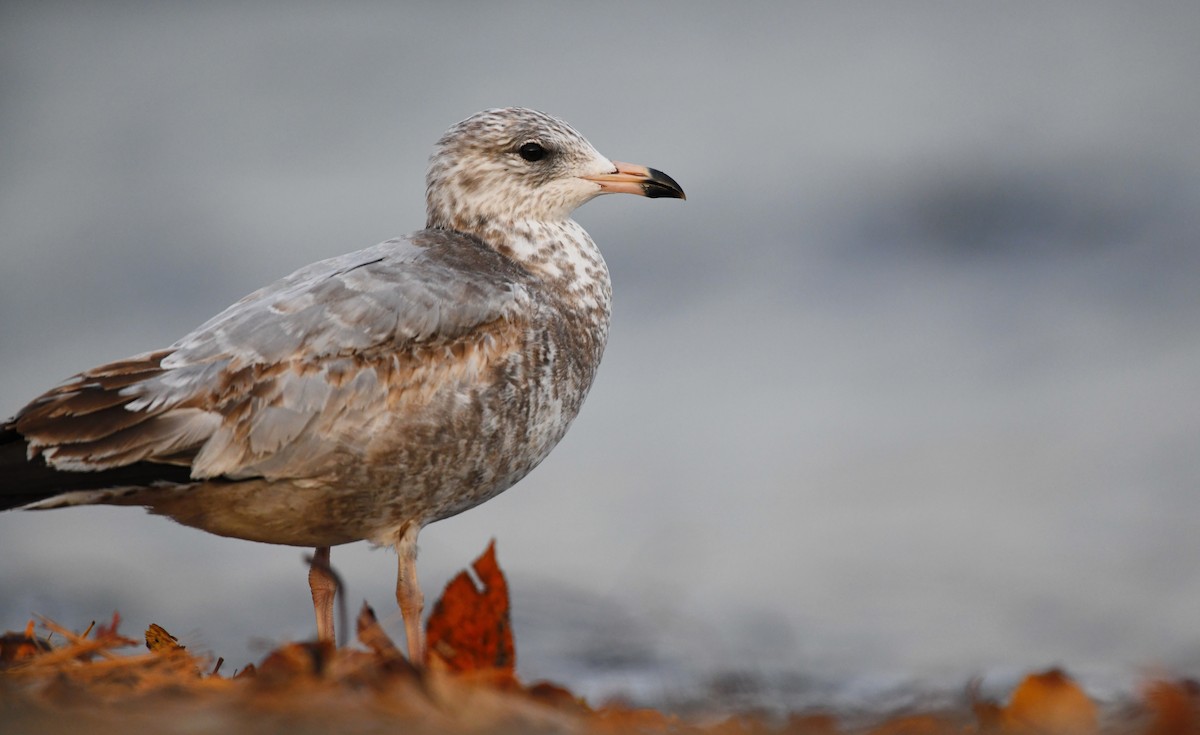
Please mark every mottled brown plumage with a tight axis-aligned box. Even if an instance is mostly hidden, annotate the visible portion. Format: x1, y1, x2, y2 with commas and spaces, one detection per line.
0, 107, 684, 661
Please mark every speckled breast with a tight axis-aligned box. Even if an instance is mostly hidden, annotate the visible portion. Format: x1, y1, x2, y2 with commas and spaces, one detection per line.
356, 296, 610, 537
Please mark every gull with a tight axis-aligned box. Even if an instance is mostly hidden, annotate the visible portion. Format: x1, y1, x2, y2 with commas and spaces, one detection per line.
0, 108, 684, 661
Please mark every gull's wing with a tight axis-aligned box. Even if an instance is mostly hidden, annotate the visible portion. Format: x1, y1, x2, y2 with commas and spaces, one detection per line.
9, 230, 533, 483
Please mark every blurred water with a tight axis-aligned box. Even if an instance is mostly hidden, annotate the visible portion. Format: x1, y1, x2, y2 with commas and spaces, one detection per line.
2, 1, 1199, 712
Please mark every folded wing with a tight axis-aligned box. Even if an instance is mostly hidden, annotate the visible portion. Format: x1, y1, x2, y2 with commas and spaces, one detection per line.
8, 231, 531, 486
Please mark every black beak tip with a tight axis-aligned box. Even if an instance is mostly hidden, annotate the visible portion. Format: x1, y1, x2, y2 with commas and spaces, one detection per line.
642, 168, 686, 200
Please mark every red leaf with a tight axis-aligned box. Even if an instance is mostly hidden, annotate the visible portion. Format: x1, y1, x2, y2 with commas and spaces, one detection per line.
424, 539, 514, 676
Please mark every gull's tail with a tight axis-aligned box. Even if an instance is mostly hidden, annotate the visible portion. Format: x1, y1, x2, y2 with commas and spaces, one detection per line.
0, 425, 192, 511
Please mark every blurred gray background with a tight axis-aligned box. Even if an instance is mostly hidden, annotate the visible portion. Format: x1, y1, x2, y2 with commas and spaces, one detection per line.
2, 1, 1199, 711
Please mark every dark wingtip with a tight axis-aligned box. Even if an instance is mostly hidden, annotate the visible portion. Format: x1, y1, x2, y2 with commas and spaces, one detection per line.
0, 427, 197, 510
642, 167, 686, 200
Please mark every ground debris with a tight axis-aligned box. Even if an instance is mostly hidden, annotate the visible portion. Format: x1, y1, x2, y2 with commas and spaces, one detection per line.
3, 544, 1198, 734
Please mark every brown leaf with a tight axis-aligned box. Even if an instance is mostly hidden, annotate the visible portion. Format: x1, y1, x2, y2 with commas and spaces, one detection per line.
591, 704, 677, 733
0, 620, 52, 665
356, 601, 419, 678
234, 662, 257, 679
356, 602, 403, 660
781, 713, 841, 735
256, 640, 335, 683
424, 539, 515, 677
1141, 679, 1200, 735
702, 716, 777, 735
866, 714, 958, 735
526, 679, 586, 711
145, 623, 185, 652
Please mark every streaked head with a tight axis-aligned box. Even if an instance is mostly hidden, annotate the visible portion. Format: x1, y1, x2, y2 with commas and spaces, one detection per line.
425, 107, 684, 231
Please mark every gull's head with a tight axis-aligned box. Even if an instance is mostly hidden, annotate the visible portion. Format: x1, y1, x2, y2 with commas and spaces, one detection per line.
426, 107, 684, 232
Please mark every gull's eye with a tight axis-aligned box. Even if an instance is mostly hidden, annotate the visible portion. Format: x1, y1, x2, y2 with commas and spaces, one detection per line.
518, 142, 547, 162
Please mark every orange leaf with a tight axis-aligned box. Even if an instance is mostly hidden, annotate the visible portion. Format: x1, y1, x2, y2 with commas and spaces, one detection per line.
424, 539, 515, 676
1003, 668, 1097, 735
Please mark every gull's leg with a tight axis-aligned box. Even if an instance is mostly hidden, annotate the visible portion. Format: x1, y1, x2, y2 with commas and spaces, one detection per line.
394, 522, 425, 663
308, 545, 336, 643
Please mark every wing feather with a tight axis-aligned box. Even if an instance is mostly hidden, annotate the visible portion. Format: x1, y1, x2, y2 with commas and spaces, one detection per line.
11, 231, 533, 483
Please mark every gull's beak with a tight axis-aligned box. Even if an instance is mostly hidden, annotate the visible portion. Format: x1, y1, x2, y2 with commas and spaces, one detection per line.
583, 161, 686, 200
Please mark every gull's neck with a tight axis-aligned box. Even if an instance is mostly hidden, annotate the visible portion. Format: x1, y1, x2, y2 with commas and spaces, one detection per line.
452, 217, 612, 313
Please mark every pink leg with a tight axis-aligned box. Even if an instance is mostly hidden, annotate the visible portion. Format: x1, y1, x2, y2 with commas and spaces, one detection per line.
308, 545, 336, 643
394, 523, 425, 663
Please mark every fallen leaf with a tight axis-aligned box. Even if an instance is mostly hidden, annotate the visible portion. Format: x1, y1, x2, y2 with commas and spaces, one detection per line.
356, 601, 419, 678
591, 704, 677, 733
527, 679, 586, 711
781, 713, 840, 735
1004, 668, 1097, 735
1141, 679, 1200, 735
145, 623, 184, 652
0, 620, 51, 665
257, 640, 335, 683
866, 714, 958, 735
424, 539, 515, 676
